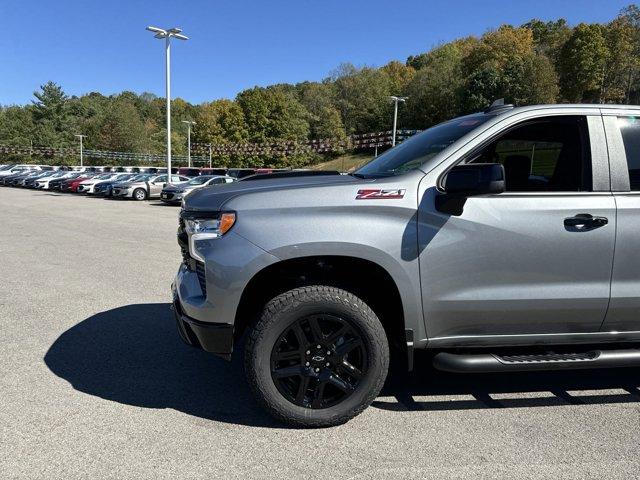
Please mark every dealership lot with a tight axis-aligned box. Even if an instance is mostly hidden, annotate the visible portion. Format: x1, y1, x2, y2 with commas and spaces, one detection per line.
2, 187, 640, 479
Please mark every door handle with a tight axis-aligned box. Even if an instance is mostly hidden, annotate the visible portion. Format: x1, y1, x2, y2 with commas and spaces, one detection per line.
564, 213, 608, 230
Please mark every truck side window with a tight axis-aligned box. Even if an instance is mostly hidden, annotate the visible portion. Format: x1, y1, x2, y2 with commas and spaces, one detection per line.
469, 116, 592, 192
618, 117, 640, 191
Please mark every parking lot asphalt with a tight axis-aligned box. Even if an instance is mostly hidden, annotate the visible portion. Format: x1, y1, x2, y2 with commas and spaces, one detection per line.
1, 187, 640, 479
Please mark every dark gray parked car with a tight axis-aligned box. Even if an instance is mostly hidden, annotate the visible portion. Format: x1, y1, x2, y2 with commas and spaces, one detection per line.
173, 103, 640, 427
160, 175, 235, 204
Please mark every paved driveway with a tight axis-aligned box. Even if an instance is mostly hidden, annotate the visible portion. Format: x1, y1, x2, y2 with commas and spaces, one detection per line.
1, 187, 639, 479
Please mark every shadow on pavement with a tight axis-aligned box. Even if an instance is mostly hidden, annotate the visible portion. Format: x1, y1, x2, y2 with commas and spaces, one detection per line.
374, 351, 640, 412
45, 304, 640, 425
44, 303, 281, 428
148, 202, 179, 207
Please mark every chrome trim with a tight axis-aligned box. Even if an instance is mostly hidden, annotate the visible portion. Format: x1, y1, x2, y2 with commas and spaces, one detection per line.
426, 330, 640, 348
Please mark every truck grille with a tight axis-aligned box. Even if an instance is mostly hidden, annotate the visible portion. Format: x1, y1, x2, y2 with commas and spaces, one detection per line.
177, 217, 191, 266
195, 261, 207, 297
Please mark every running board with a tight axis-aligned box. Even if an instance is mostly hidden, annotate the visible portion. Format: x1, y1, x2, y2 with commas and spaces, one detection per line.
433, 349, 640, 373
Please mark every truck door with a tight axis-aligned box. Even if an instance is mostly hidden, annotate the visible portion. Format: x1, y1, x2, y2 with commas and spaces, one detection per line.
601, 113, 640, 333
418, 113, 616, 343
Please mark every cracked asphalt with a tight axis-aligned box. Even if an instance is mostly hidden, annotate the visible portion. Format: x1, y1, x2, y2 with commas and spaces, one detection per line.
1, 187, 639, 479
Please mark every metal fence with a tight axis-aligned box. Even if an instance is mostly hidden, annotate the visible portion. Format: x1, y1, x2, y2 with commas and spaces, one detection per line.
0, 129, 421, 164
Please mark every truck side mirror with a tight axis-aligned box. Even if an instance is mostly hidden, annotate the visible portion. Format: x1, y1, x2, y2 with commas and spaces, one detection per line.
443, 163, 505, 196
437, 163, 505, 216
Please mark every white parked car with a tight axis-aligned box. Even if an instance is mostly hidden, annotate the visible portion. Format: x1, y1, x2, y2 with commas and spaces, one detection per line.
76, 173, 123, 194
0, 164, 42, 177
34, 171, 77, 189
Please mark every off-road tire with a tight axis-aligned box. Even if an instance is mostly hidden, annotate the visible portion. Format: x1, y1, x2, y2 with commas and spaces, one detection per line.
245, 285, 389, 428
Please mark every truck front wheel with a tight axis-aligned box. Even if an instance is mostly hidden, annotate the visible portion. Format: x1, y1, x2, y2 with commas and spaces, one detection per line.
244, 285, 389, 427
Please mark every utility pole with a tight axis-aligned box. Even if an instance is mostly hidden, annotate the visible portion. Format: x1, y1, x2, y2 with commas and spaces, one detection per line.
206, 143, 212, 168
74, 134, 86, 167
181, 120, 196, 167
146, 26, 189, 183
389, 96, 408, 146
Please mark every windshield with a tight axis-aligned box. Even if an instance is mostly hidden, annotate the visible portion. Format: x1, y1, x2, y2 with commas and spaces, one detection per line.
355, 114, 490, 178
187, 176, 211, 185
119, 174, 137, 181
127, 174, 152, 182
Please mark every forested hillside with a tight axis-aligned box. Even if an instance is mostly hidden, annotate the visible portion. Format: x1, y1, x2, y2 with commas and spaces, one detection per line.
1, 5, 639, 167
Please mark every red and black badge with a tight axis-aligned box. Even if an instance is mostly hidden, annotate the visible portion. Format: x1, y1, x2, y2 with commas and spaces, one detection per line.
355, 189, 406, 199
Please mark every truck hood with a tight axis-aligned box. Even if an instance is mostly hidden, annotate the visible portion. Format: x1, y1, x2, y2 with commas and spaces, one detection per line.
183, 174, 359, 211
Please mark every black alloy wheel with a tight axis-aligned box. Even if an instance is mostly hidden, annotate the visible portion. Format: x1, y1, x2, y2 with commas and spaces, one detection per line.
270, 314, 367, 409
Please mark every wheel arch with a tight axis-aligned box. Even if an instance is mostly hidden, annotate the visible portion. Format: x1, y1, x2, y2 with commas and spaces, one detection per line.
234, 255, 409, 361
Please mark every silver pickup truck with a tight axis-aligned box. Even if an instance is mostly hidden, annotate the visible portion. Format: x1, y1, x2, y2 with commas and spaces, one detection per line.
173, 103, 640, 427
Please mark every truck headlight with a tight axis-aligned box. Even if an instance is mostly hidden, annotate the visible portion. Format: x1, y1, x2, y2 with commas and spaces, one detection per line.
184, 213, 236, 262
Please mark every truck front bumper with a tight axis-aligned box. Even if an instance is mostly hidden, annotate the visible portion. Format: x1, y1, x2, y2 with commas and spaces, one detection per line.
172, 282, 234, 360
171, 229, 281, 360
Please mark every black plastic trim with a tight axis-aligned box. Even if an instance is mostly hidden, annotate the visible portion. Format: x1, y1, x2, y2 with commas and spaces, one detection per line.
172, 294, 233, 361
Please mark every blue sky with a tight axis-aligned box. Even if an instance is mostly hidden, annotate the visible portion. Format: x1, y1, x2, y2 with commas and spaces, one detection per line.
0, 0, 633, 106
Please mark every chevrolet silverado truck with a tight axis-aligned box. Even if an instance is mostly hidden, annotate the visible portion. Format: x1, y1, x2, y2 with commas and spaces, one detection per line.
173, 103, 640, 427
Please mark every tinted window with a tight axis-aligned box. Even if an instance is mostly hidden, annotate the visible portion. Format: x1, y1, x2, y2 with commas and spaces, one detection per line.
469, 116, 592, 192
619, 117, 640, 190
356, 114, 491, 178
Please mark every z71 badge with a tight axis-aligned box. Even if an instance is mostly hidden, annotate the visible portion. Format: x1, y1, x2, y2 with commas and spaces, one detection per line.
355, 189, 406, 199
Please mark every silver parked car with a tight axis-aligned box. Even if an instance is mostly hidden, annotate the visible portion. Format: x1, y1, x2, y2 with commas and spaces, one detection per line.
112, 174, 190, 200
174, 102, 640, 427
160, 175, 235, 204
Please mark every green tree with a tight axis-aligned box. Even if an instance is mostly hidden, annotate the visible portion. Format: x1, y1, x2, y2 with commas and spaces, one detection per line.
236, 86, 310, 142
194, 99, 248, 144
522, 18, 571, 62
558, 23, 608, 102
0, 106, 34, 146
296, 82, 346, 139
380, 61, 415, 94
95, 95, 146, 152
31, 81, 73, 147
461, 26, 558, 110
602, 17, 638, 103
403, 41, 473, 128
331, 63, 394, 134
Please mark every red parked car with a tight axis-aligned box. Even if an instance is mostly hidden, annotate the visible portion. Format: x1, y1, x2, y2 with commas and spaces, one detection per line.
60, 174, 95, 192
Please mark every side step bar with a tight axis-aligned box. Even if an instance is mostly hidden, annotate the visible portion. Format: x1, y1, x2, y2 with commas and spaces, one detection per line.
433, 350, 640, 373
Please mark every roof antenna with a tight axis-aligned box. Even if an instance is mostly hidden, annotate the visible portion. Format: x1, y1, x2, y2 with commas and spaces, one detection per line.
484, 98, 514, 113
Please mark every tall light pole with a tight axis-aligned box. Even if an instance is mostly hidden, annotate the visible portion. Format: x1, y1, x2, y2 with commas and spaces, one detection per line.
389, 96, 408, 146
74, 134, 86, 167
206, 143, 212, 168
181, 120, 196, 167
146, 26, 189, 183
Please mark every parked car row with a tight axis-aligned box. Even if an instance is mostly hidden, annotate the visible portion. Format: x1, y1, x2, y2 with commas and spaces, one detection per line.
0, 164, 238, 204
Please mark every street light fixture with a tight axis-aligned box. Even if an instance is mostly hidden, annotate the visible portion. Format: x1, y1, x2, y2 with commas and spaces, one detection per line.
146, 25, 189, 183
74, 134, 86, 167
181, 120, 196, 168
389, 96, 408, 146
